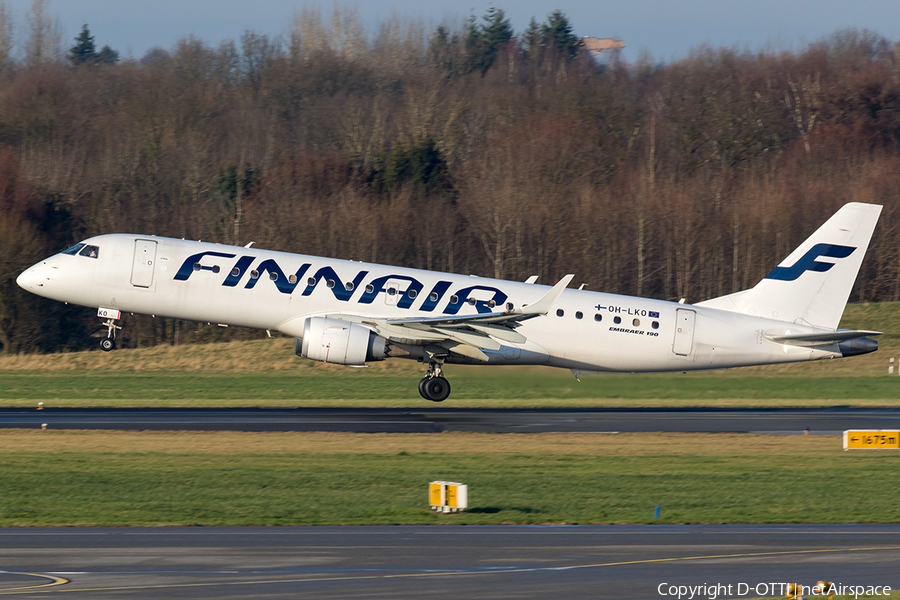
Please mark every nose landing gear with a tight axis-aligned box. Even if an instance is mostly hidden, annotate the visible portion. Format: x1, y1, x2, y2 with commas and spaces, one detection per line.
97, 307, 122, 352
418, 359, 451, 402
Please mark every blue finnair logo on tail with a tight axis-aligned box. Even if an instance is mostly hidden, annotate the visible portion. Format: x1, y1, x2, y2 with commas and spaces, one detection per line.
765, 243, 856, 281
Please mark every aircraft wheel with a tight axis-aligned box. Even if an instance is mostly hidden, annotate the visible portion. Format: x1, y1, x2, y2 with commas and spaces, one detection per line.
423, 377, 451, 402
418, 377, 430, 400
100, 338, 116, 352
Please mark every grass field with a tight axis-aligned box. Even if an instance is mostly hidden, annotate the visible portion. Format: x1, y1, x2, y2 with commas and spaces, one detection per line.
1, 371, 900, 408
0, 430, 898, 526
1, 303, 899, 408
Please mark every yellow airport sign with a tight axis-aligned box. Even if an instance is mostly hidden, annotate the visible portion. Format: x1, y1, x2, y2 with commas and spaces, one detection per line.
843, 430, 900, 450
429, 481, 468, 512
429, 482, 444, 506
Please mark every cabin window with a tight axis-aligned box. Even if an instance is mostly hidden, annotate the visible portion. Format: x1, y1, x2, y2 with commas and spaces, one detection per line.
633, 318, 640, 327
450, 295, 459, 304
211, 265, 220, 273
307, 277, 316, 286
270, 272, 279, 281
408, 288, 417, 299
193, 263, 201, 271
430, 292, 439, 302
387, 286, 397, 296
326, 279, 335, 288
488, 299, 496, 308
652, 321, 659, 329
62, 243, 86, 256
468, 297, 477, 306
366, 284, 375, 294
78, 245, 100, 259
231, 267, 240, 277
556, 309, 564, 317
506, 302, 514, 311
345, 281, 354, 291
250, 270, 259, 279
288, 274, 297, 284
594, 314, 602, 322
613, 316, 621, 324
575, 311, 583, 319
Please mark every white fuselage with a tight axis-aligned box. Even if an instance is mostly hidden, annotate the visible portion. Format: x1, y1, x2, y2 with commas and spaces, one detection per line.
17, 234, 845, 372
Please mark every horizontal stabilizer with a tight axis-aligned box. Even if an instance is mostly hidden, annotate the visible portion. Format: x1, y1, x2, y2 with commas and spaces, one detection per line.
765, 329, 882, 344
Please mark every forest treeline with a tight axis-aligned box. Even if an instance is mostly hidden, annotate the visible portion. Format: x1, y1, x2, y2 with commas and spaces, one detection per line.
1, 2, 900, 353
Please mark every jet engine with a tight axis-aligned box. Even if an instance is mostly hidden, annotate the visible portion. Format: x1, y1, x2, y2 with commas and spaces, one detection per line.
296, 317, 386, 365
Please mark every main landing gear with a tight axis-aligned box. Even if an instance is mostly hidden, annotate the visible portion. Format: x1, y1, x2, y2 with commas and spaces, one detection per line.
418, 360, 451, 402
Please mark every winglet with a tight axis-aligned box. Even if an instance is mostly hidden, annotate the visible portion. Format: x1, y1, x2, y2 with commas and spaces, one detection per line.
519, 274, 574, 315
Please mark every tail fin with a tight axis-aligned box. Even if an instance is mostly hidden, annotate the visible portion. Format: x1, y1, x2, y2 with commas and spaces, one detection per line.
696, 202, 882, 329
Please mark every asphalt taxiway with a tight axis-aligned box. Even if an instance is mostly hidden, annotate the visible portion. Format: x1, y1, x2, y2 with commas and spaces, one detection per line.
0, 525, 897, 598
1, 406, 899, 433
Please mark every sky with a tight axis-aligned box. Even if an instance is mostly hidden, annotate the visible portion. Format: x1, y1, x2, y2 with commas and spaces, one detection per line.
5, 0, 900, 64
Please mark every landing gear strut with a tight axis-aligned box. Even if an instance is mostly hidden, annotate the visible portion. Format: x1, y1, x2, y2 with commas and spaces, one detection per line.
98, 309, 122, 352
418, 359, 451, 402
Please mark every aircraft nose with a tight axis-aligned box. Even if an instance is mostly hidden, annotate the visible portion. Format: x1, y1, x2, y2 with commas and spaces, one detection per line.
16, 264, 45, 291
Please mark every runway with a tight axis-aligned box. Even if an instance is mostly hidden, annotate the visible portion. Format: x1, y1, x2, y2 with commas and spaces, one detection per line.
0, 525, 897, 598
1, 406, 899, 433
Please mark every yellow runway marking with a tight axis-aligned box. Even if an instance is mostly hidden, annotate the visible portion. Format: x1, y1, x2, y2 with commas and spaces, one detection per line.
0, 571, 69, 593
2, 546, 898, 595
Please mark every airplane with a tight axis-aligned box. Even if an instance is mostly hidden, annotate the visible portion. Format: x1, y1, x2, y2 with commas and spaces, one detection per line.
16, 202, 882, 402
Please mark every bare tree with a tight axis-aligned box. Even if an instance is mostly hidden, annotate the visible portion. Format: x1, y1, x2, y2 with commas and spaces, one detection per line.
23, 0, 62, 67
0, 1, 13, 72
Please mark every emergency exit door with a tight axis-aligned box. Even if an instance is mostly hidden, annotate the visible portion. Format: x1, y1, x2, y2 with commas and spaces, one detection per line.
672, 308, 696, 356
131, 239, 157, 288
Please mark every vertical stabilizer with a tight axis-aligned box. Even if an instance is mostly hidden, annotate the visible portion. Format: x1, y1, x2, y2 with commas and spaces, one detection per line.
696, 203, 882, 329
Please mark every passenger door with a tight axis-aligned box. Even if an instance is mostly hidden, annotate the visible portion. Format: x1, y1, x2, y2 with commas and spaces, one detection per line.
672, 308, 696, 357
131, 239, 157, 288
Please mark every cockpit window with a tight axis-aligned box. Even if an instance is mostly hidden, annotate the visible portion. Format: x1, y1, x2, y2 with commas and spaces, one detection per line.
62, 243, 86, 255
78, 245, 100, 259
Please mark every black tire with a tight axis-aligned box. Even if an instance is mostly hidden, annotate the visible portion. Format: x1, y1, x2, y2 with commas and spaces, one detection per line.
423, 377, 451, 402
418, 377, 429, 399
100, 338, 115, 352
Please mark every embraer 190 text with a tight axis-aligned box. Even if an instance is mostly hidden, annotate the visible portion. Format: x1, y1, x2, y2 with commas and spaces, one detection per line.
17, 202, 883, 402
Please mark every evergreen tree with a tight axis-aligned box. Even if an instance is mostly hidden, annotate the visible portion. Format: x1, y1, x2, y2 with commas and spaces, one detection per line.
463, 7, 514, 75
69, 24, 96, 64
481, 7, 513, 56
541, 10, 580, 59
97, 44, 119, 64
69, 24, 118, 65
520, 17, 542, 60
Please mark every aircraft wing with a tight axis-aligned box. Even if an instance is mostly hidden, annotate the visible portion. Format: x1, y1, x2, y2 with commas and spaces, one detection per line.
326, 274, 574, 361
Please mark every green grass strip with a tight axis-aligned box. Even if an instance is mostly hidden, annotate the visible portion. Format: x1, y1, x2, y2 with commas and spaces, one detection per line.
2, 444, 899, 526
1, 372, 900, 408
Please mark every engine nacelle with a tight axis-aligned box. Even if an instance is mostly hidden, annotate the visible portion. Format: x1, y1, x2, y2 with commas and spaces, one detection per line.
296, 317, 386, 366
